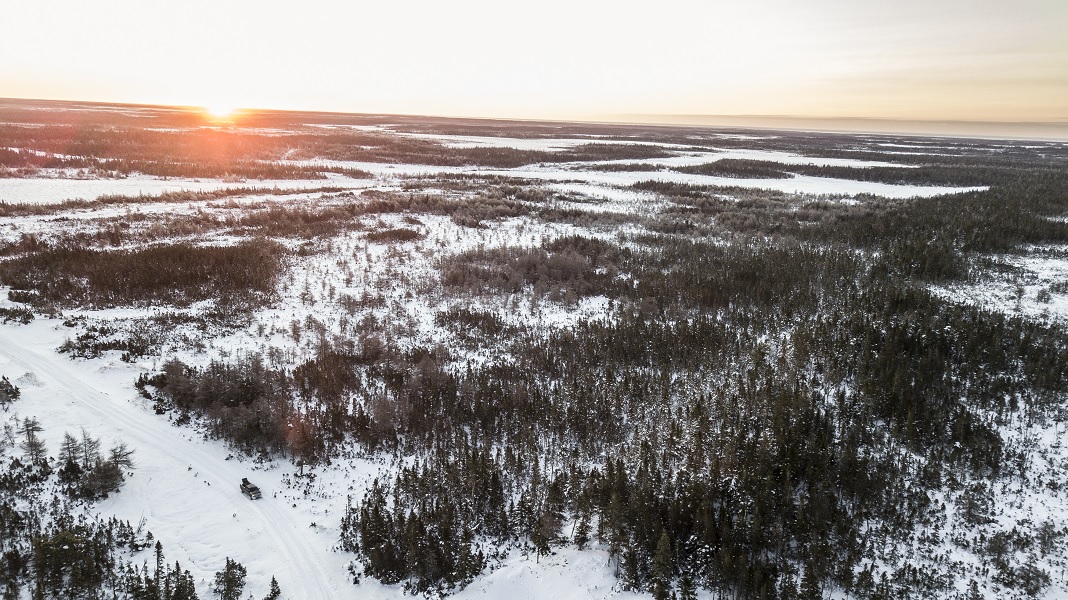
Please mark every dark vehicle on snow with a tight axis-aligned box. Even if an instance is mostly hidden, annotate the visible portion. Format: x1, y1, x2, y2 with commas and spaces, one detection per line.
240, 478, 262, 500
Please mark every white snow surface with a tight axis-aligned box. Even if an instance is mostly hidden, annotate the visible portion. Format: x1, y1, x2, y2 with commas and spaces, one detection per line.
932, 247, 1068, 323
0, 173, 371, 205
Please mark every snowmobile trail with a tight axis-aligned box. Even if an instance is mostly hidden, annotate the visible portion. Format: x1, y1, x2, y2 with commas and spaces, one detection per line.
0, 335, 347, 600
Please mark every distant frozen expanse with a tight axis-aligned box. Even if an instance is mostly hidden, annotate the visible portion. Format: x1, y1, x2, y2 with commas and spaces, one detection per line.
288, 158, 986, 200
1, 166, 983, 205
288, 130, 988, 198
0, 129, 987, 205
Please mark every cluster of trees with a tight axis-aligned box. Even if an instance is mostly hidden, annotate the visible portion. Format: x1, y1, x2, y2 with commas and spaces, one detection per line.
0, 239, 284, 311
340, 478, 486, 593
439, 235, 625, 302
0, 306, 33, 324
0, 407, 149, 597
434, 307, 511, 348
139, 356, 305, 459
9, 417, 135, 500
56, 430, 136, 499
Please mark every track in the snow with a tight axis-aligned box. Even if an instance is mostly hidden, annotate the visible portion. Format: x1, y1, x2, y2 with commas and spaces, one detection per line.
0, 335, 348, 600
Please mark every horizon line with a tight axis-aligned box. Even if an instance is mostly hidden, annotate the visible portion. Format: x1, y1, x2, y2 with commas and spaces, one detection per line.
3, 96, 1067, 143
602, 113, 1068, 142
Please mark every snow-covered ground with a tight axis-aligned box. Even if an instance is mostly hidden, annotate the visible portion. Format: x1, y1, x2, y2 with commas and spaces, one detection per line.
932, 247, 1068, 324
0, 173, 373, 205
0, 124, 1058, 599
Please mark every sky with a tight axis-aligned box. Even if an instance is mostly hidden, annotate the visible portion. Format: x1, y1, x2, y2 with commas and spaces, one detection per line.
2, 0, 1066, 132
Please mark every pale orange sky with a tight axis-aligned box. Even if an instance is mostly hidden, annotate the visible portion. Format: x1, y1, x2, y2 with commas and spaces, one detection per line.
2, 0, 1065, 129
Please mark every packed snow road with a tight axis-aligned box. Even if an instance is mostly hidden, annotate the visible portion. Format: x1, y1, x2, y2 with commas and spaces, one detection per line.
0, 325, 350, 600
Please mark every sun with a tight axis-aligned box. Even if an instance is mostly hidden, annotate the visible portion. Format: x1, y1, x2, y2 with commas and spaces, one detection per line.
204, 104, 237, 120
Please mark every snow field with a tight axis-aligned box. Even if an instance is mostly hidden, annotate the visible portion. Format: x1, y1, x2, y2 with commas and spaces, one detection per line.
0, 125, 1057, 599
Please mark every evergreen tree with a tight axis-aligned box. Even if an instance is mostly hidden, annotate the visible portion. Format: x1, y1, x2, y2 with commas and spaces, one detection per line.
0, 376, 18, 410
211, 558, 246, 600
59, 432, 80, 464
799, 563, 821, 600
171, 564, 199, 600
574, 510, 592, 550
264, 576, 282, 600
80, 429, 101, 470
18, 418, 45, 464
678, 575, 697, 600
651, 530, 674, 600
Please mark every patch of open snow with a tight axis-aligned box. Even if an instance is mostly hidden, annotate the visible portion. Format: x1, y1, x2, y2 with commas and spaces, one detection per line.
932, 247, 1068, 323
703, 147, 907, 168
707, 133, 774, 140
0, 173, 370, 205
304, 124, 393, 133
547, 182, 666, 213
453, 546, 656, 600
527, 165, 983, 200
3, 147, 81, 160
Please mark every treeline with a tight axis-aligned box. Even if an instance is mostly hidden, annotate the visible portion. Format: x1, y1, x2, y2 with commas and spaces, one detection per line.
674, 159, 792, 179
674, 158, 1004, 186
0, 185, 347, 219
0, 123, 671, 172
439, 235, 627, 302
0, 147, 369, 181
0, 125, 294, 167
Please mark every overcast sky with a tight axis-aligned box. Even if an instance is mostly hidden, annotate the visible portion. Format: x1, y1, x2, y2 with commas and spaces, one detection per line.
2, 0, 1065, 126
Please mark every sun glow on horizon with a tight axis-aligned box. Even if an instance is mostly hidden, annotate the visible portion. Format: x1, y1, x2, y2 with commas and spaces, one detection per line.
204, 104, 237, 120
